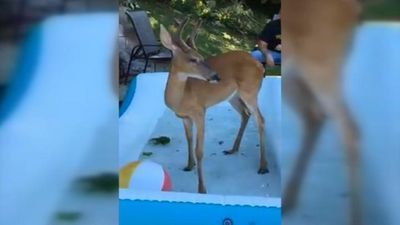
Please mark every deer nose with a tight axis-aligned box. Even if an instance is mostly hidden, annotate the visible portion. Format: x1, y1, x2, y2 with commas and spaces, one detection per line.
208, 74, 220, 82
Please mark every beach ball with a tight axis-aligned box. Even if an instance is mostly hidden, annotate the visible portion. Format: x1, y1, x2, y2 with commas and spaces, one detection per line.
119, 160, 171, 191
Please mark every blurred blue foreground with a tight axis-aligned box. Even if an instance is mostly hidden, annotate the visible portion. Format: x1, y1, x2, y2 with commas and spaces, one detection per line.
0, 13, 118, 225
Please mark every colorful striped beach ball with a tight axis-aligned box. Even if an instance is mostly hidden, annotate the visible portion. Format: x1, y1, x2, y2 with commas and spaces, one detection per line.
119, 160, 171, 191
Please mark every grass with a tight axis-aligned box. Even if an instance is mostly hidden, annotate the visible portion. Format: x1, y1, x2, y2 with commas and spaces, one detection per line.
266, 66, 281, 76
135, 0, 280, 75
363, 0, 400, 20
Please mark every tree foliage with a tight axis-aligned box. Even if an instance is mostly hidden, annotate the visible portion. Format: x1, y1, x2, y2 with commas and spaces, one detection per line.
121, 0, 279, 35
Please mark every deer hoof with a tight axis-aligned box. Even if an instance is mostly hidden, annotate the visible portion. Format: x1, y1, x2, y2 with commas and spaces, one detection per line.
258, 167, 269, 174
183, 165, 194, 171
183, 163, 196, 172
198, 187, 207, 194
223, 149, 236, 155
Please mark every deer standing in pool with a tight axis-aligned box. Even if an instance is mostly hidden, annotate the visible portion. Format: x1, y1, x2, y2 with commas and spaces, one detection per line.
159, 18, 267, 194
282, 0, 362, 224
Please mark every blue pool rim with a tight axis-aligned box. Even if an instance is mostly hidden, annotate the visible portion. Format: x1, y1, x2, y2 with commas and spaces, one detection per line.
120, 199, 281, 225
119, 76, 137, 117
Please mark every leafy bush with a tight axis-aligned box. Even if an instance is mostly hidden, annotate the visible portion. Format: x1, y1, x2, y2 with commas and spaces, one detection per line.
170, 0, 213, 18
169, 0, 261, 35
120, 0, 140, 10
213, 0, 256, 35
120, 0, 271, 36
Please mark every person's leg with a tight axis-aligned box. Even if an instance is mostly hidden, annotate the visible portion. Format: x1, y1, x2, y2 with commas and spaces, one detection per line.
250, 50, 266, 64
270, 50, 281, 65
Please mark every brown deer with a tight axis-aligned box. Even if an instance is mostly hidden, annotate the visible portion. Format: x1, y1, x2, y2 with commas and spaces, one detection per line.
159, 19, 267, 194
281, 0, 362, 224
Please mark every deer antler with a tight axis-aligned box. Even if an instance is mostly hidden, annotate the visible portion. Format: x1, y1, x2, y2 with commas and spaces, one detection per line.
186, 19, 202, 50
173, 17, 191, 51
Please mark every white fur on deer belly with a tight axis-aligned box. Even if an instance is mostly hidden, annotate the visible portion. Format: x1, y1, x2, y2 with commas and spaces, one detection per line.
177, 72, 207, 81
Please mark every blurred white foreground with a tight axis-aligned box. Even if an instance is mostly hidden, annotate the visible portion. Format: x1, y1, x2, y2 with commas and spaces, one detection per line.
281, 22, 400, 225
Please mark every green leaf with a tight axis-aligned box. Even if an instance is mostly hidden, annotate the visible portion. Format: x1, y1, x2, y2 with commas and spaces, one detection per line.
149, 136, 171, 145
142, 152, 153, 156
76, 173, 118, 194
55, 212, 82, 222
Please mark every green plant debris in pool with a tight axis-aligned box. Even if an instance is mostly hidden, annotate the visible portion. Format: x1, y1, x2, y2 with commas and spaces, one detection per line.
76, 172, 118, 193
55, 211, 82, 222
142, 151, 153, 156
149, 136, 171, 145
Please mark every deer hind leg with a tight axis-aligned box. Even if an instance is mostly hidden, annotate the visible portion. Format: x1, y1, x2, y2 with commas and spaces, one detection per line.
192, 112, 207, 193
238, 91, 268, 174
182, 117, 195, 171
282, 72, 326, 214
302, 65, 361, 225
224, 94, 250, 155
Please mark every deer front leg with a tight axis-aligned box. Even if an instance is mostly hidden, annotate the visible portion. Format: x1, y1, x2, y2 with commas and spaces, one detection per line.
182, 118, 195, 171
193, 113, 207, 193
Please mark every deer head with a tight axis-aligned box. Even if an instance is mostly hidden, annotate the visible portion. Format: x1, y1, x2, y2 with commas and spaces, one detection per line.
160, 18, 220, 82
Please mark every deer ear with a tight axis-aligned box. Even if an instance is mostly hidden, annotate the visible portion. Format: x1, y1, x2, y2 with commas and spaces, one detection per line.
160, 24, 176, 51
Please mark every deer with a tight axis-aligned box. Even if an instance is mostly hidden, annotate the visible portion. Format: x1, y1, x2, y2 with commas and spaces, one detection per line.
281, 0, 362, 224
159, 18, 268, 194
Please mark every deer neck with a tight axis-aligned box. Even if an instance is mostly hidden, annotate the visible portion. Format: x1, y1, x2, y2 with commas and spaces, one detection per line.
164, 67, 189, 111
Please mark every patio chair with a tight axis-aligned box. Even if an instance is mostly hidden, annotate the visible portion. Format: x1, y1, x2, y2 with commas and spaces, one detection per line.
124, 10, 172, 83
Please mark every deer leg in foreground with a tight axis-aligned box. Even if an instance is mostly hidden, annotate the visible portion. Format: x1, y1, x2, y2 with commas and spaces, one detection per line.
224, 95, 250, 155
193, 112, 207, 193
254, 106, 268, 174
340, 106, 361, 225
240, 94, 268, 174
320, 96, 360, 225
182, 117, 195, 171
305, 69, 361, 225
282, 74, 326, 213
329, 99, 361, 225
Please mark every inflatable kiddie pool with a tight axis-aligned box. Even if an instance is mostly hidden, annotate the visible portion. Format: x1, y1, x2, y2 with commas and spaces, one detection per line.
119, 70, 282, 225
